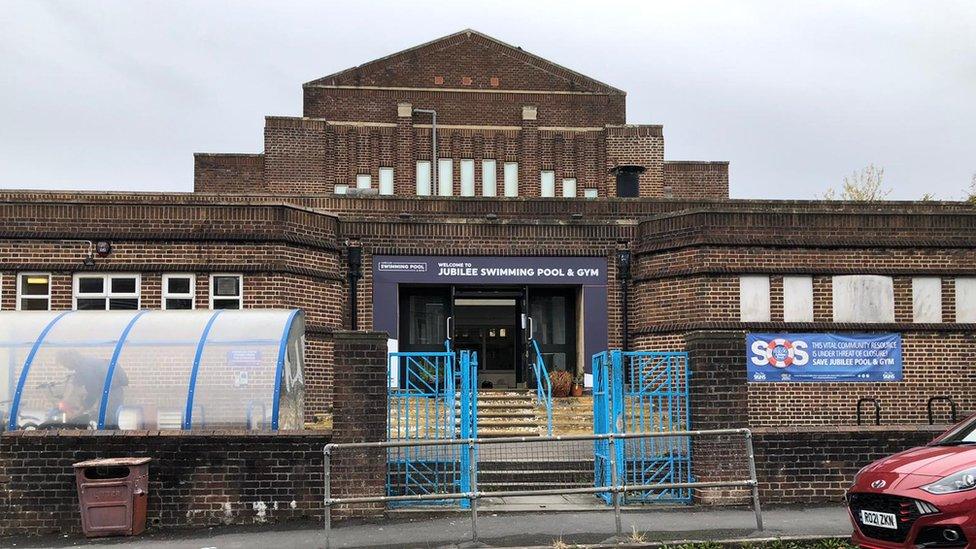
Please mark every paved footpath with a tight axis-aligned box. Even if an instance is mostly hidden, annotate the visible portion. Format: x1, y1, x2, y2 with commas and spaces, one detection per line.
7, 505, 852, 549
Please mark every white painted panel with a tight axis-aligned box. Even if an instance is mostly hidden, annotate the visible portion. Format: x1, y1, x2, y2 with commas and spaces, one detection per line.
415, 161, 431, 196
783, 275, 814, 322
378, 167, 394, 195
438, 159, 453, 196
912, 277, 942, 323
583, 188, 598, 199
832, 275, 895, 323
504, 162, 519, 197
481, 160, 497, 197
460, 160, 475, 197
540, 171, 555, 197
562, 178, 577, 198
739, 275, 771, 322
955, 277, 976, 322
334, 184, 348, 195
356, 174, 371, 189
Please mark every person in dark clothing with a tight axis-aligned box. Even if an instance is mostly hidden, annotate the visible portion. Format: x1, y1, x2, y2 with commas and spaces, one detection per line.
56, 351, 128, 428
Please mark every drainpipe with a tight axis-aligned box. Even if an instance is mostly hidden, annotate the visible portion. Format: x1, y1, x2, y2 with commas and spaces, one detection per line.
616, 247, 632, 352
413, 108, 437, 193
347, 241, 363, 331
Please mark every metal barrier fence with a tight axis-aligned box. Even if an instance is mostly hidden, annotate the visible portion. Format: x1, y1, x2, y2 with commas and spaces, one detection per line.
324, 428, 762, 547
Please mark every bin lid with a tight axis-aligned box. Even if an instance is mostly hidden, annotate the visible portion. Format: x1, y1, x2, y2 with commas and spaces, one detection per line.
73, 457, 152, 468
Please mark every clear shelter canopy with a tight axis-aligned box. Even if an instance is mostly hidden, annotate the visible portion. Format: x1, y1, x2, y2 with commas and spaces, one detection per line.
0, 309, 305, 431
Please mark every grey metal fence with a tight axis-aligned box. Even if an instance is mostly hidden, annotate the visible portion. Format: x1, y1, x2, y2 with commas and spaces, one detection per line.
324, 428, 762, 548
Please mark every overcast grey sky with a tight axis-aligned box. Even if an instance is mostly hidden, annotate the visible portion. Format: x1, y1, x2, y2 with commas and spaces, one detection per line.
1, 1, 974, 199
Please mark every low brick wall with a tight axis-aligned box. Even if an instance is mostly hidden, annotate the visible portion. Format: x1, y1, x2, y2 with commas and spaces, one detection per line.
0, 430, 330, 537
753, 425, 945, 503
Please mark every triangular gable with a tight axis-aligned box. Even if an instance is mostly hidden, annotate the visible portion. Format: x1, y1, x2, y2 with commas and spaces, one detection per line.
306, 29, 623, 94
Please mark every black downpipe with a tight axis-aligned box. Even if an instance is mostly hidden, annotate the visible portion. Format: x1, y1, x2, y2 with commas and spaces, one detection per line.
616, 249, 632, 352
347, 244, 363, 331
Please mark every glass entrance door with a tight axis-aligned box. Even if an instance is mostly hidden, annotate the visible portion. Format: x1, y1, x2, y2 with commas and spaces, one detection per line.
528, 287, 578, 374
452, 287, 524, 389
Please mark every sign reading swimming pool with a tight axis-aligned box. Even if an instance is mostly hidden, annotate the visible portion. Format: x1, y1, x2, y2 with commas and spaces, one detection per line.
746, 333, 902, 382
375, 256, 607, 284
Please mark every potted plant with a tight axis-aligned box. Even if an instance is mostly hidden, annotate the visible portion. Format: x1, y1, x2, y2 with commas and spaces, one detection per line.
550, 369, 572, 398
570, 371, 584, 397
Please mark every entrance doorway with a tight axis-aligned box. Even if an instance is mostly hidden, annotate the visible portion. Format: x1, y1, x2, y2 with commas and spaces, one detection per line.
398, 285, 578, 389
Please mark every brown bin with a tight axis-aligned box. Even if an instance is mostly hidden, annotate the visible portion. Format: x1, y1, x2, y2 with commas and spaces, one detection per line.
73, 457, 151, 538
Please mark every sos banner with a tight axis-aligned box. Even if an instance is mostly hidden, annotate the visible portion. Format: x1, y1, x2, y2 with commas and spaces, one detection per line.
747, 333, 902, 382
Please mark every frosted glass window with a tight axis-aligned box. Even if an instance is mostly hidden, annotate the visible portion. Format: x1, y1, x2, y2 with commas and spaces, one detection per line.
210, 274, 243, 310
912, 277, 942, 323
783, 276, 814, 322
460, 160, 475, 197
378, 167, 394, 195
356, 174, 372, 189
955, 278, 976, 322
334, 184, 348, 195
416, 161, 432, 196
740, 276, 771, 322
832, 275, 894, 323
540, 171, 555, 197
562, 178, 577, 198
481, 160, 497, 197
504, 162, 519, 197
584, 188, 598, 199
438, 159, 453, 196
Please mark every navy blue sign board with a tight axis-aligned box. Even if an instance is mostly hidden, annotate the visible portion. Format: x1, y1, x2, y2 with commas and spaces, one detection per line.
747, 333, 902, 382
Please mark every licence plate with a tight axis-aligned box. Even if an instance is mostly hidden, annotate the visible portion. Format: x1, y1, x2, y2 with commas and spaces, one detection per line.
860, 509, 898, 530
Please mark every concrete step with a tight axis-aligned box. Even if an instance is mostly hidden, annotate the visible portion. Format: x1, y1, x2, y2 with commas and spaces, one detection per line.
476, 428, 542, 438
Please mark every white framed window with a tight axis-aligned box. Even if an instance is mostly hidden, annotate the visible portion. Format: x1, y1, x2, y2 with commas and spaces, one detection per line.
481, 160, 497, 197
562, 178, 577, 198
437, 158, 453, 196
955, 277, 976, 323
912, 277, 942, 323
739, 275, 771, 322
583, 188, 599, 199
379, 167, 394, 195
416, 161, 432, 196
162, 274, 196, 310
832, 275, 894, 323
783, 275, 814, 322
356, 174, 372, 190
73, 274, 140, 310
334, 184, 348, 195
460, 159, 475, 197
210, 274, 243, 310
504, 162, 519, 197
17, 272, 51, 311
540, 170, 555, 197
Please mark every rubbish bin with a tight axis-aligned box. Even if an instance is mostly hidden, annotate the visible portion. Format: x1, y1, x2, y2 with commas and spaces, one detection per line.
73, 457, 151, 538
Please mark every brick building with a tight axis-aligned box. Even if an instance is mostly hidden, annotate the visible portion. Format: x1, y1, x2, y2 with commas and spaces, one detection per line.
2, 28, 975, 432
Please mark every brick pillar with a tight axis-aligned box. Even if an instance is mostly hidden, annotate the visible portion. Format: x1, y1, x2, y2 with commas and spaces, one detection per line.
685, 330, 750, 505
330, 331, 388, 520
520, 105, 540, 197
395, 103, 414, 196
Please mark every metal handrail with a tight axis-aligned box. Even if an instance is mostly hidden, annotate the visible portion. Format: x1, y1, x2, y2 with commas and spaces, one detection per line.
927, 396, 958, 425
530, 338, 553, 436
856, 397, 881, 426
323, 428, 763, 547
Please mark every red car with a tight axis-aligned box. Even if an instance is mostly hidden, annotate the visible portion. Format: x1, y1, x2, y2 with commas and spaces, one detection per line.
848, 415, 976, 548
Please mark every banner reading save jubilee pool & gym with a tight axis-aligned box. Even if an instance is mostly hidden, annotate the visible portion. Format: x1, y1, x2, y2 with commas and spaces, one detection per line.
746, 333, 902, 382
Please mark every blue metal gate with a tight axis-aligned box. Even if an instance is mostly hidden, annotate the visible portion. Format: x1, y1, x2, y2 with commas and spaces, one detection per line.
593, 350, 692, 504
386, 343, 477, 507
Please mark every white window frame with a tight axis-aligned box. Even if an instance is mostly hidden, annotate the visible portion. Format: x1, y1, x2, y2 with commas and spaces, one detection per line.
583, 188, 599, 199
356, 174, 372, 190
209, 274, 243, 310
504, 162, 519, 197
16, 272, 52, 311
437, 158, 453, 196
416, 161, 432, 196
73, 273, 141, 311
162, 273, 196, 310
378, 167, 394, 195
481, 160, 497, 197
460, 159, 475, 197
562, 178, 577, 198
540, 170, 555, 198
334, 184, 348, 195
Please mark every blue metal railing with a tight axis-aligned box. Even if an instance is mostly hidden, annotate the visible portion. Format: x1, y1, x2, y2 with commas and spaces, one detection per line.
530, 338, 553, 436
